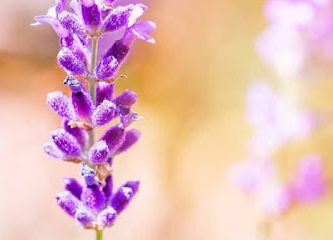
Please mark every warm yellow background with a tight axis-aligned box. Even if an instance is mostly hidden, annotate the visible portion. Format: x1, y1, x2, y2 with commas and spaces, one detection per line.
0, 0, 333, 239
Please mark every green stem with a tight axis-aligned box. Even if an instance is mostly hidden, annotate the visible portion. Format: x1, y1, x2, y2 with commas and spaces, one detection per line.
88, 37, 99, 148
96, 229, 103, 240
258, 218, 272, 240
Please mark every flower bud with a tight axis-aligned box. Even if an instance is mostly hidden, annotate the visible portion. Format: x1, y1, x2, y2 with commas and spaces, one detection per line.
64, 177, 83, 199
110, 184, 135, 213
116, 129, 141, 154
75, 209, 95, 228
58, 11, 85, 37
114, 90, 137, 107
89, 140, 110, 164
96, 82, 114, 106
47, 91, 76, 119
57, 47, 88, 76
102, 6, 132, 32
96, 55, 119, 80
51, 129, 81, 157
92, 100, 117, 126
81, 0, 101, 29
101, 125, 125, 154
97, 207, 117, 227
104, 40, 130, 64
64, 75, 93, 119
63, 119, 87, 148
56, 191, 80, 216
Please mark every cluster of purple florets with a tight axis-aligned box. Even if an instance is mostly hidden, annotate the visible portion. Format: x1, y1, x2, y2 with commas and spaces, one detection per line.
34, 0, 155, 231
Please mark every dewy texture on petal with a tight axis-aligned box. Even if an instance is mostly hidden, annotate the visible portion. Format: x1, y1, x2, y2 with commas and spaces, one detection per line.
92, 100, 117, 126
58, 11, 85, 36
96, 56, 119, 80
102, 6, 132, 32
89, 140, 110, 164
47, 91, 76, 119
58, 48, 88, 76
51, 129, 82, 157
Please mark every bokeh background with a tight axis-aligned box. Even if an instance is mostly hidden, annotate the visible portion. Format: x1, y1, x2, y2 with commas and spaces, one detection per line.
1, 0, 333, 239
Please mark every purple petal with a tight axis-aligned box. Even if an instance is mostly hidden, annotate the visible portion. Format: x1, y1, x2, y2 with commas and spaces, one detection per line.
96, 82, 115, 106
56, 191, 80, 216
128, 4, 147, 27
120, 113, 142, 128
114, 90, 137, 107
97, 207, 117, 227
81, 185, 106, 212
101, 125, 126, 154
96, 55, 120, 80
103, 40, 130, 64
64, 177, 83, 199
116, 129, 141, 153
33, 15, 69, 39
103, 175, 113, 200
51, 129, 81, 157
75, 208, 96, 228
43, 142, 64, 159
123, 20, 156, 45
57, 48, 88, 76
64, 76, 93, 119
92, 100, 117, 126
88, 140, 110, 164
124, 181, 140, 194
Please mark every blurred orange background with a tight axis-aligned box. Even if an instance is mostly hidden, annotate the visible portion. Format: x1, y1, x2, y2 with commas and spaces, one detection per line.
1, 0, 333, 239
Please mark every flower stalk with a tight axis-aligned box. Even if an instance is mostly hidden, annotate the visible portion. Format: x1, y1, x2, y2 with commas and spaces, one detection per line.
88, 37, 99, 148
96, 229, 103, 240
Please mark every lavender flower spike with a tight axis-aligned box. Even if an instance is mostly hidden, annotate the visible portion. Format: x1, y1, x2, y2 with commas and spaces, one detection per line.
37, 0, 155, 235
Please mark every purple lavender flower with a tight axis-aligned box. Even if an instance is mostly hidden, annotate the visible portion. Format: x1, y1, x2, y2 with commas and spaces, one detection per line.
36, 0, 155, 235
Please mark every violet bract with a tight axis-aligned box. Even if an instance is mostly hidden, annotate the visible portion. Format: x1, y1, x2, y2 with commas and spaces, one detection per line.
33, 0, 155, 239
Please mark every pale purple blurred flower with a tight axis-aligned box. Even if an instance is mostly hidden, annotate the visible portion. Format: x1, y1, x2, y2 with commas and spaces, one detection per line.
247, 82, 315, 155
